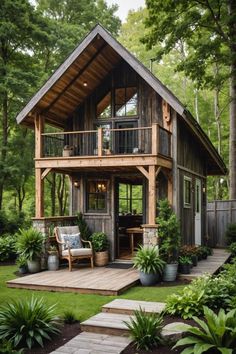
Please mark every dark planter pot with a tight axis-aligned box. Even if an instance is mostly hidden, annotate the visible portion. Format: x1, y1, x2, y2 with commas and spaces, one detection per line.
18, 266, 27, 274
139, 271, 159, 286
27, 259, 41, 273
191, 255, 198, 266
179, 264, 191, 274
163, 263, 178, 282
202, 253, 208, 260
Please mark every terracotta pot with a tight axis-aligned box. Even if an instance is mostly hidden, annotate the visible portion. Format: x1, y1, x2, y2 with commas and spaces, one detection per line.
94, 251, 109, 266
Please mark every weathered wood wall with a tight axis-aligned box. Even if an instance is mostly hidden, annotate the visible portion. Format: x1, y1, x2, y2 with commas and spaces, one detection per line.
207, 200, 236, 247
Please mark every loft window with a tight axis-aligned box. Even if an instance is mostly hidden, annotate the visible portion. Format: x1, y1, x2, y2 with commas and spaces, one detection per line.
86, 180, 107, 213
115, 87, 137, 117
184, 176, 191, 207
97, 92, 111, 119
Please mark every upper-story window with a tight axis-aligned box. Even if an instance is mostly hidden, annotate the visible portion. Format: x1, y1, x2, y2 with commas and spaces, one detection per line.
115, 87, 137, 117
97, 92, 111, 119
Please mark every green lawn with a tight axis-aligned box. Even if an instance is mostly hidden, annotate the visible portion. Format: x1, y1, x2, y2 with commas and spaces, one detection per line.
0, 265, 185, 321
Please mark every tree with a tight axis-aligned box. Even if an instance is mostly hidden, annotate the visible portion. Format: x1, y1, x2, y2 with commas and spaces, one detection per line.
144, 0, 236, 198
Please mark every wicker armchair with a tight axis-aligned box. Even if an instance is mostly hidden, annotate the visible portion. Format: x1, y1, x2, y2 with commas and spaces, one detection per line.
54, 226, 93, 271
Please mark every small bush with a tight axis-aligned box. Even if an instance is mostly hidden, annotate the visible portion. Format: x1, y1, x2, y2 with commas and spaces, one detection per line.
0, 211, 30, 236
0, 339, 23, 353
173, 307, 236, 353
229, 242, 236, 257
77, 212, 91, 240
63, 310, 78, 324
124, 308, 164, 350
225, 223, 236, 245
0, 235, 17, 262
0, 296, 61, 349
90, 232, 108, 252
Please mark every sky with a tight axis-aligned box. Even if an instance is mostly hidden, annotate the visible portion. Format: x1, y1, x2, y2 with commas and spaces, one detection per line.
106, 0, 145, 22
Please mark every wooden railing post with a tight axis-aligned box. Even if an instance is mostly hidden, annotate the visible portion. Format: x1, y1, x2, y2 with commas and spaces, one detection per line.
34, 114, 44, 217
97, 127, 103, 157
152, 123, 159, 155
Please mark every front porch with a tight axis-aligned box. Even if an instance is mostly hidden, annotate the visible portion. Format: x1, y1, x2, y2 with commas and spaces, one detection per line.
7, 266, 139, 296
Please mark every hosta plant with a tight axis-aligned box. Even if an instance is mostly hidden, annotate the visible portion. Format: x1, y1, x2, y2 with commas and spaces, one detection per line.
173, 306, 236, 353
124, 307, 164, 350
0, 296, 61, 349
133, 246, 166, 275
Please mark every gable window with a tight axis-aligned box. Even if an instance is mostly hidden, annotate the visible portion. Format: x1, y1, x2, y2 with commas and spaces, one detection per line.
97, 92, 111, 119
86, 180, 107, 213
184, 176, 191, 207
115, 87, 137, 117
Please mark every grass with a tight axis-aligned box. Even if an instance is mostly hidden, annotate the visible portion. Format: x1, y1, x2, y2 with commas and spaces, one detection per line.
0, 265, 185, 321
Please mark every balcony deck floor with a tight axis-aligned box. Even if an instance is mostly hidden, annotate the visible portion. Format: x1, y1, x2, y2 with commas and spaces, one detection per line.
7, 265, 139, 296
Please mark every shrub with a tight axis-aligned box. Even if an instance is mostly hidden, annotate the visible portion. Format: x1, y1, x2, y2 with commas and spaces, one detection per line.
0, 211, 30, 236
229, 242, 236, 257
133, 246, 166, 275
0, 296, 61, 349
173, 307, 236, 353
90, 232, 108, 252
77, 212, 91, 240
225, 223, 236, 245
15, 255, 27, 268
178, 255, 192, 265
124, 308, 164, 350
63, 310, 78, 324
0, 339, 23, 353
0, 235, 17, 262
16, 228, 45, 260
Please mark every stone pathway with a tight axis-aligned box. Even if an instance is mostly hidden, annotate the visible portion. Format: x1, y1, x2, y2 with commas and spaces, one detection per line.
51, 299, 185, 354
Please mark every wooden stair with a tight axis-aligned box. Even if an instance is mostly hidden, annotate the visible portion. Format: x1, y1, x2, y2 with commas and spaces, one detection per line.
102, 298, 166, 315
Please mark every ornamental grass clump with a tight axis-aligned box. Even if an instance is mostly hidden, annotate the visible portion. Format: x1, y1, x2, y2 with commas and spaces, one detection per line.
133, 246, 166, 275
124, 308, 164, 350
0, 296, 61, 349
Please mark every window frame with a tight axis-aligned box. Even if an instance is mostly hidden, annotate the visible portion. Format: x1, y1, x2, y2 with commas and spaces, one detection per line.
184, 176, 192, 208
86, 180, 108, 214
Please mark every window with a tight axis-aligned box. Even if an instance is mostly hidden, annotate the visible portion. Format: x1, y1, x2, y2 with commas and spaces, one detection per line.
115, 87, 137, 117
96, 92, 111, 119
184, 176, 191, 207
119, 183, 142, 215
86, 180, 107, 213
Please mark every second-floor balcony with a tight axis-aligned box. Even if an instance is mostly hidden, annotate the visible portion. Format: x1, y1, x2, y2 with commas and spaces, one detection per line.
41, 124, 171, 159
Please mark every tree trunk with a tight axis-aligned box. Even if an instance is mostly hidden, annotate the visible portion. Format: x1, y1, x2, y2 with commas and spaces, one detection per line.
0, 92, 8, 209
51, 172, 56, 216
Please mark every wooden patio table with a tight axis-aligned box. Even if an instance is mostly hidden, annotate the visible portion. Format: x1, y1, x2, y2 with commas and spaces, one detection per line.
126, 227, 143, 255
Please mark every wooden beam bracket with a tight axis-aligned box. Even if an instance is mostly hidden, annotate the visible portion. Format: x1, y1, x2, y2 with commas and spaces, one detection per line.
137, 166, 149, 180
41, 168, 52, 180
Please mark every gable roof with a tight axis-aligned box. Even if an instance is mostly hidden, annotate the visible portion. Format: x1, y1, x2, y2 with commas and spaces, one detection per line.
16, 24, 227, 175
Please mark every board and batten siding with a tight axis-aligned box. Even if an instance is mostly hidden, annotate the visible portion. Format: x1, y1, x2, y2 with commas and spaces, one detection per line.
207, 200, 236, 247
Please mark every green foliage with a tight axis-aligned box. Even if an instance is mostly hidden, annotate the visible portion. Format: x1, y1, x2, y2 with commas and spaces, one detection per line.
0, 211, 28, 236
90, 232, 108, 252
77, 213, 91, 241
0, 296, 60, 349
133, 246, 166, 275
156, 199, 181, 263
124, 308, 164, 350
0, 339, 23, 354
225, 223, 236, 245
173, 306, 236, 353
178, 256, 192, 265
63, 310, 78, 324
15, 255, 27, 268
16, 228, 45, 261
0, 235, 17, 262
229, 242, 236, 257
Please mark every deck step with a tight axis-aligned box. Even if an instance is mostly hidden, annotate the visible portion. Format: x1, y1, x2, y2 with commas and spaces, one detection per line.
50, 331, 132, 354
102, 299, 166, 315
81, 312, 186, 341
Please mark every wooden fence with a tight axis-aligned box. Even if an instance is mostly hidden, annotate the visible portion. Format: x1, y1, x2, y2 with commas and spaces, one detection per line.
207, 200, 236, 247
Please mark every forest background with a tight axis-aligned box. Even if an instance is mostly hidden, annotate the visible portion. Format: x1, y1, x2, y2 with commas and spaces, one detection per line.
0, 0, 230, 226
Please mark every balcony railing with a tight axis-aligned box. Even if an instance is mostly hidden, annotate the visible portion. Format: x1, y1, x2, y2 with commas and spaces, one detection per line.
41, 124, 171, 159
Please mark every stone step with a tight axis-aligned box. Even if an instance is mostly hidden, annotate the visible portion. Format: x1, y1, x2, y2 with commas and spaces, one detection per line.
102, 299, 166, 315
81, 312, 185, 340
50, 332, 132, 354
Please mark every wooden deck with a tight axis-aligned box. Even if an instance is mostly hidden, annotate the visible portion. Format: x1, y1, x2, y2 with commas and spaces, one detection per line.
7, 266, 139, 296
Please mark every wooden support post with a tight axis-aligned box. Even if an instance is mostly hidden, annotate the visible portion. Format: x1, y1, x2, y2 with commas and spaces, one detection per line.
148, 165, 156, 225
35, 168, 44, 218
97, 127, 103, 157
35, 114, 44, 158
151, 124, 158, 155
168, 175, 173, 206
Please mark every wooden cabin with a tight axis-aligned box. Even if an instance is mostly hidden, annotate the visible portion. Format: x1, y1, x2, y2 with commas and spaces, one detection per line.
16, 24, 226, 260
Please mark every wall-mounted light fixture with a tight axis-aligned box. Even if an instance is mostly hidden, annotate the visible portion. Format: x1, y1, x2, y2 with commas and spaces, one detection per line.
74, 180, 80, 188
83, 81, 88, 87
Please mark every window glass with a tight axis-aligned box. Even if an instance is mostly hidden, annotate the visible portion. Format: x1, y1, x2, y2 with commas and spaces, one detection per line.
97, 92, 111, 119
115, 87, 137, 117
119, 183, 142, 214
184, 177, 191, 207
87, 181, 107, 212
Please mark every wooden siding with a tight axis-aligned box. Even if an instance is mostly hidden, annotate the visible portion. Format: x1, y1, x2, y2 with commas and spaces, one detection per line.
207, 200, 236, 247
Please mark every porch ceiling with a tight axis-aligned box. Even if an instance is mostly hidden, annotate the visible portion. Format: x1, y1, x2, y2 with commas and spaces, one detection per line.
22, 36, 121, 128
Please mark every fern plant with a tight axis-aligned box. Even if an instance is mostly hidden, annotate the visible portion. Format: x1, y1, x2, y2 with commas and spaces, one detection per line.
124, 308, 164, 350
0, 296, 61, 349
173, 306, 236, 353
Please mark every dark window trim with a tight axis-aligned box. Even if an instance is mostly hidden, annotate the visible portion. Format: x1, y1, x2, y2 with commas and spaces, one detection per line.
86, 180, 108, 214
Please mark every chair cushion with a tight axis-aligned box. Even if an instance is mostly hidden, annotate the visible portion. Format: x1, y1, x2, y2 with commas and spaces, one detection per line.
61, 233, 82, 251
62, 248, 92, 257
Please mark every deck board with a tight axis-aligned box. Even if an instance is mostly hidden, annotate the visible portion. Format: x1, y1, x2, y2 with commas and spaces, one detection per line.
7, 266, 139, 296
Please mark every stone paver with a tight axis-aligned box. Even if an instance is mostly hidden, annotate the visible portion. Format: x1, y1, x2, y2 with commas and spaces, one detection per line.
102, 298, 165, 315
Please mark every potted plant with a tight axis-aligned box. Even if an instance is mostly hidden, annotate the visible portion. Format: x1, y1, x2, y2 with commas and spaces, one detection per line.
180, 245, 198, 267
16, 254, 28, 274
156, 199, 181, 282
90, 232, 109, 266
133, 246, 166, 286
178, 255, 192, 274
47, 245, 59, 271
16, 228, 45, 273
